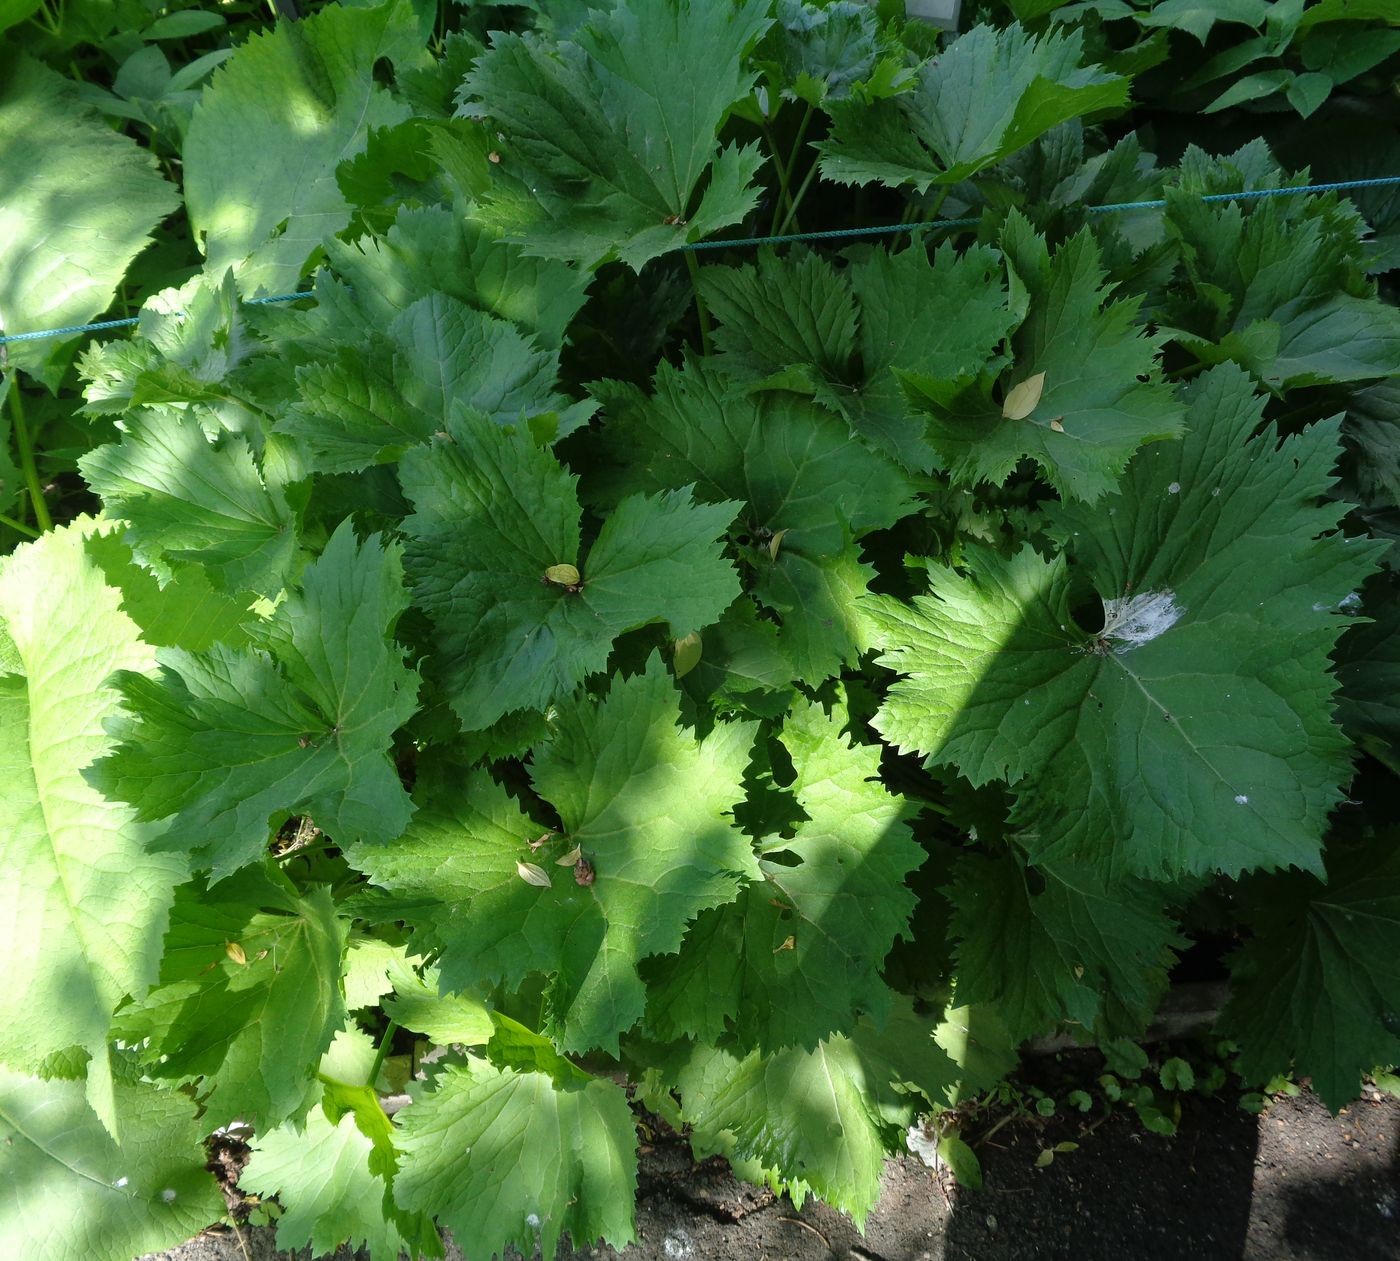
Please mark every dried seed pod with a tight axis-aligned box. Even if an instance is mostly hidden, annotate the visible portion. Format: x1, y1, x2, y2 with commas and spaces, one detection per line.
672, 630, 702, 678
225, 941, 247, 966
516, 861, 552, 887
544, 563, 581, 587
1002, 371, 1046, 420
574, 857, 596, 887
556, 844, 583, 866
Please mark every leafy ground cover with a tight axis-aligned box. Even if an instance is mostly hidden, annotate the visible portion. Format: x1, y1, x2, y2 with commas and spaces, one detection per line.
2, 2, 1399, 1259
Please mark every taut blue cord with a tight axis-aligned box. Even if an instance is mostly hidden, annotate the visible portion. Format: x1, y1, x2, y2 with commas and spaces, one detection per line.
3, 175, 1398, 349
0, 291, 315, 348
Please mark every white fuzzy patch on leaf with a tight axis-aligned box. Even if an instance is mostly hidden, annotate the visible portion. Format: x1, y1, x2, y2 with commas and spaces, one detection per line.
1099, 589, 1185, 652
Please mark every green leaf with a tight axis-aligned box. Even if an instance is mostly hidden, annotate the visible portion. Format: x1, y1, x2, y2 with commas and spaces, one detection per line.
241, 1099, 440, 1261
1137, 0, 1270, 43
459, 0, 773, 269
1202, 68, 1294, 113
645, 696, 922, 1051
78, 272, 264, 420
1163, 144, 1400, 387
85, 533, 255, 653
144, 9, 226, 39
484, 1014, 593, 1087
937, 1134, 983, 1188
594, 359, 918, 681
283, 293, 592, 473
1102, 1038, 1149, 1080
0, 0, 42, 35
678, 596, 796, 717
0, 55, 178, 385
349, 659, 759, 1054
0, 521, 186, 1074
1297, 0, 1400, 28
184, 0, 427, 294
1301, 26, 1400, 86
401, 409, 741, 730
907, 213, 1183, 502
677, 999, 958, 1226
0, 1065, 224, 1261
1160, 1057, 1195, 1091
115, 868, 347, 1130
847, 243, 1019, 468
933, 1004, 1020, 1104
91, 521, 420, 880
1223, 839, 1400, 1111
697, 247, 858, 399
1284, 70, 1333, 118
867, 365, 1386, 881
947, 849, 1181, 1044
816, 24, 1129, 192
1260, 294, 1400, 388
78, 413, 297, 597
393, 1060, 638, 1261
382, 964, 494, 1047
326, 205, 590, 352
698, 242, 1017, 471
764, 0, 891, 105
1335, 581, 1400, 764
343, 937, 406, 1010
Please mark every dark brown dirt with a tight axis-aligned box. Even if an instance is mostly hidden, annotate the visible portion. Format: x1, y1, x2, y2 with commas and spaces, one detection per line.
139, 1087, 1400, 1261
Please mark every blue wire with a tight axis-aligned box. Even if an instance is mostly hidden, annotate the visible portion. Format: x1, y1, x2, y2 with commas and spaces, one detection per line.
0, 292, 315, 348
3, 175, 1399, 348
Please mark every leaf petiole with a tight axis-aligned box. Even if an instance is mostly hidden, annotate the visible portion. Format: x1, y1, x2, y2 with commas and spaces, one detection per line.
366, 1020, 400, 1091
5, 377, 52, 533
683, 249, 713, 356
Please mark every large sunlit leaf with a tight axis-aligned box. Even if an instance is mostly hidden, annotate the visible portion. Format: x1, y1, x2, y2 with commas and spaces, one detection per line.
0, 522, 186, 1075
90, 521, 420, 880
644, 696, 923, 1051
816, 24, 1129, 192
183, 0, 428, 294
114, 866, 347, 1130
0, 1064, 223, 1261
458, 0, 772, 269
401, 408, 740, 730
394, 1059, 638, 1261
868, 365, 1385, 881
0, 55, 178, 385
347, 658, 759, 1054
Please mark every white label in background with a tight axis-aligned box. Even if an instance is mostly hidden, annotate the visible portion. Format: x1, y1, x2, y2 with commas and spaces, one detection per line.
905, 0, 962, 30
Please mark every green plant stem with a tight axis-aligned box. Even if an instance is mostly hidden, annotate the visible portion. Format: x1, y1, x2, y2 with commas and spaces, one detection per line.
367, 1019, 399, 1090
899, 183, 955, 232
768, 100, 815, 235
777, 159, 822, 235
275, 838, 333, 864
973, 1109, 1018, 1149
764, 119, 797, 236
0, 513, 39, 538
785, 101, 815, 187
683, 249, 713, 356
7, 382, 52, 533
